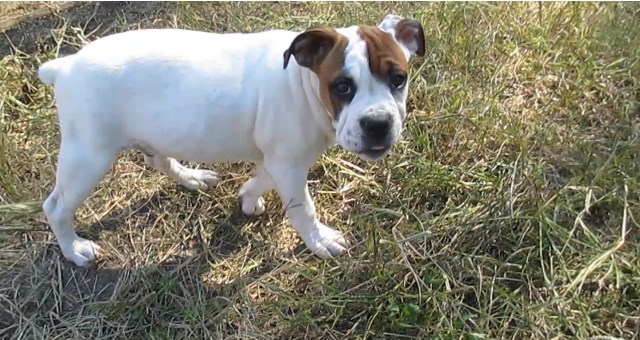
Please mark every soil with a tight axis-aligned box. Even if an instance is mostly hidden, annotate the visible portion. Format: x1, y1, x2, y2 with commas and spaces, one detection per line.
0, 1, 173, 57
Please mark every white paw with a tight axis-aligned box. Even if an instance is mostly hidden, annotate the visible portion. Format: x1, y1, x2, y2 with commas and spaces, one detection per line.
181, 169, 219, 191
301, 224, 349, 259
240, 196, 266, 216
59, 236, 101, 267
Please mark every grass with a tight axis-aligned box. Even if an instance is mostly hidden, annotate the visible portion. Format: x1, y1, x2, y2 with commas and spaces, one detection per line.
1, 1, 639, 339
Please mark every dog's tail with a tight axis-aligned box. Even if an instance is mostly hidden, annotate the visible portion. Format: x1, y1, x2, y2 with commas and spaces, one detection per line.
38, 55, 74, 85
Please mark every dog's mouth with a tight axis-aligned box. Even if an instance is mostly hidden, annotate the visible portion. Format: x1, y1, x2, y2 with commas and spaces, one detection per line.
357, 145, 390, 161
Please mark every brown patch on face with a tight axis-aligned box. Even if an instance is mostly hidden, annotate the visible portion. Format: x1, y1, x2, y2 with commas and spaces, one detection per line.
283, 26, 349, 119
357, 25, 409, 82
315, 36, 349, 119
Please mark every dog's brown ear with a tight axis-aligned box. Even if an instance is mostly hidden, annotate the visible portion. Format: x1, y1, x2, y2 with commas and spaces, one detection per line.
396, 19, 425, 57
283, 26, 343, 70
378, 15, 425, 57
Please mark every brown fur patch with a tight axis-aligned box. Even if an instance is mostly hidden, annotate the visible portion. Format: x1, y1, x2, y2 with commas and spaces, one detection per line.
283, 26, 349, 118
313, 31, 349, 119
396, 19, 426, 57
357, 25, 409, 82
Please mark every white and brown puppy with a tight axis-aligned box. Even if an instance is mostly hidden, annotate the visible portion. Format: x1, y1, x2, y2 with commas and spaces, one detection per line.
38, 14, 425, 267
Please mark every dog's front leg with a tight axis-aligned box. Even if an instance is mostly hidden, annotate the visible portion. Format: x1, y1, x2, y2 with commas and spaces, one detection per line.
264, 159, 349, 258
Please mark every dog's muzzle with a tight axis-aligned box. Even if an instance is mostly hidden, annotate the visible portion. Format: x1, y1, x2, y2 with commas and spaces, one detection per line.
357, 113, 395, 160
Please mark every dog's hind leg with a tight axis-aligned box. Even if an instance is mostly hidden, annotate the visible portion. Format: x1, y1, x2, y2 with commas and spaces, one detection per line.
238, 164, 273, 216
143, 154, 218, 191
43, 140, 117, 267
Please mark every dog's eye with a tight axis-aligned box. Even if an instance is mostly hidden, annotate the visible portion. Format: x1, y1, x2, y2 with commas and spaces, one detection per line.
331, 77, 356, 101
335, 79, 352, 94
390, 74, 407, 89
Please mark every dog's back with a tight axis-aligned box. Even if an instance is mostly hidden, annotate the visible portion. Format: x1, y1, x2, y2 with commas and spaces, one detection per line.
38, 28, 298, 162
39, 28, 296, 89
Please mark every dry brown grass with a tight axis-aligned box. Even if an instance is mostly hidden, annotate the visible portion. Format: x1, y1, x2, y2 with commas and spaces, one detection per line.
1, 2, 639, 339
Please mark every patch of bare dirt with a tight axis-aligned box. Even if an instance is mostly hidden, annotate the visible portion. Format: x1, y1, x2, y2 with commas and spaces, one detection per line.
1, 1, 174, 57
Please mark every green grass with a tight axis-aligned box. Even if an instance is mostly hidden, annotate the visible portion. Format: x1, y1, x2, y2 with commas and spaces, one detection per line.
1, 2, 639, 339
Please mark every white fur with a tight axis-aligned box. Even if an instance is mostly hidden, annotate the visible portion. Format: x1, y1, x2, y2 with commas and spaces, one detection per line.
332, 26, 409, 159
39, 16, 420, 266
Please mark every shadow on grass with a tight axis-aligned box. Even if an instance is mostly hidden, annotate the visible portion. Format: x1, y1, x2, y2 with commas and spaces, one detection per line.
0, 188, 276, 338
0, 253, 245, 337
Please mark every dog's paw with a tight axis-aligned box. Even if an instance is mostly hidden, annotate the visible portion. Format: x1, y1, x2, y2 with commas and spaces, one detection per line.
181, 169, 219, 191
239, 195, 266, 216
302, 224, 349, 259
60, 236, 101, 267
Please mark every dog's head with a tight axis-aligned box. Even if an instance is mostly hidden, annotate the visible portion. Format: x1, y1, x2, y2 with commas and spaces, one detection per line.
283, 14, 425, 161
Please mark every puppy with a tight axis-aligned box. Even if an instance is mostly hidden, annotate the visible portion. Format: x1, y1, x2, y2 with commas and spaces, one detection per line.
38, 14, 425, 266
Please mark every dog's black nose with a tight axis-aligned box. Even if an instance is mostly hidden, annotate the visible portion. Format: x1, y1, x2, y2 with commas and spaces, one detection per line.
360, 115, 391, 140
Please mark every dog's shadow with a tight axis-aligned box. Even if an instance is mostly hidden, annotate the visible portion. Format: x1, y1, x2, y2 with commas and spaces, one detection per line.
0, 186, 288, 338
0, 249, 265, 338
